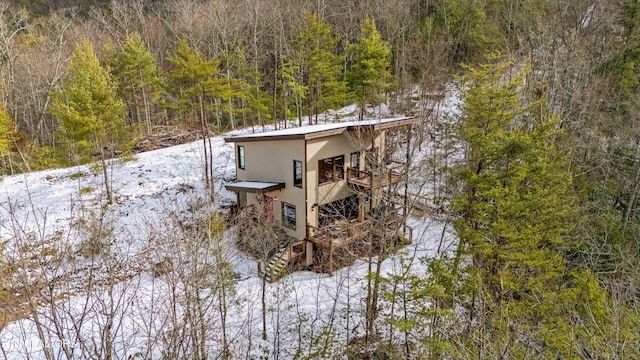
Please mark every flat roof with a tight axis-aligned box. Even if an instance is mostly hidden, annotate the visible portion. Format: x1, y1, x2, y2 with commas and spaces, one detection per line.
225, 181, 285, 193
224, 116, 421, 143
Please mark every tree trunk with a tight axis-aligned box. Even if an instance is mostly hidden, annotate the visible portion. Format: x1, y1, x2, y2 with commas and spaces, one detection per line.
142, 84, 152, 135
262, 276, 268, 340
200, 94, 210, 189
623, 147, 640, 231
227, 69, 236, 129
272, 51, 278, 129
100, 148, 113, 205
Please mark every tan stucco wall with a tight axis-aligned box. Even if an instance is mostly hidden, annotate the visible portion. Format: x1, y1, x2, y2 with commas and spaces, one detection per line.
235, 139, 307, 240
305, 130, 384, 228
234, 128, 387, 239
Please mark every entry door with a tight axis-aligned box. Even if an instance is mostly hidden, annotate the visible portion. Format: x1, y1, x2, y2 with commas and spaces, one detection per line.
263, 195, 273, 220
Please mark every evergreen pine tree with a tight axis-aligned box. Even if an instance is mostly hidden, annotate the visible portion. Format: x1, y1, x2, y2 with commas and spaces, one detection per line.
0, 104, 15, 157
50, 39, 125, 205
105, 33, 163, 135
166, 38, 229, 189
292, 13, 347, 124
451, 57, 588, 357
217, 44, 246, 130
219, 44, 271, 130
0, 104, 18, 174
280, 55, 307, 127
379, 254, 459, 358
348, 17, 392, 120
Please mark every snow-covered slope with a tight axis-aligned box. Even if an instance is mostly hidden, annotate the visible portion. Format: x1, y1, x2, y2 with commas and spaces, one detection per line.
0, 95, 460, 359
1, 137, 233, 246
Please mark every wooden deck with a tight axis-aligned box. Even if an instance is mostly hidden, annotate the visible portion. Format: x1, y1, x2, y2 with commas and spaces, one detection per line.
346, 165, 404, 189
306, 219, 373, 249
306, 216, 412, 275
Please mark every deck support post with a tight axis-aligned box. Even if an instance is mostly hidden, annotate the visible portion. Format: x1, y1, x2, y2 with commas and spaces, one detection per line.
358, 192, 365, 222
404, 124, 411, 217
306, 241, 313, 266
329, 241, 334, 275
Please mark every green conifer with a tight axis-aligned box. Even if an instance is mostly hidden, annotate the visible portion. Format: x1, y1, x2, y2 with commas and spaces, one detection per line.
292, 13, 347, 124
50, 39, 125, 205
166, 38, 229, 189
349, 17, 392, 120
0, 104, 15, 157
105, 33, 162, 135
452, 56, 581, 357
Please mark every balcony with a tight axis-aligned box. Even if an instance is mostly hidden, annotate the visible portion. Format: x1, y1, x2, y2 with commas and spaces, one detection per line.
346, 163, 405, 189
306, 215, 412, 275
306, 218, 373, 249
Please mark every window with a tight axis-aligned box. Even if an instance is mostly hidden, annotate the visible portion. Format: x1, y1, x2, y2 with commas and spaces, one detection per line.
237, 145, 245, 170
318, 155, 344, 185
282, 202, 296, 229
294, 160, 303, 188
350, 152, 360, 170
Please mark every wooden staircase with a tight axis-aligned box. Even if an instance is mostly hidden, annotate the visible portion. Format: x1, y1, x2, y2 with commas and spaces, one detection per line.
258, 241, 305, 282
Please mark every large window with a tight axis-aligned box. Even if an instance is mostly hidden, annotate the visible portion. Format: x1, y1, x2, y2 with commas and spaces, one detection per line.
350, 151, 360, 170
294, 160, 303, 188
282, 202, 296, 229
318, 155, 344, 185
237, 145, 245, 170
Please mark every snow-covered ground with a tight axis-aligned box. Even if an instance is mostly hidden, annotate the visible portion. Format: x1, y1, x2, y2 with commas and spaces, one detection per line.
0, 93, 460, 359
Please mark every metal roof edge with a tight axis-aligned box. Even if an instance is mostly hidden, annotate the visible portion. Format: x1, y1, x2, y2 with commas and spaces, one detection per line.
225, 181, 286, 193
223, 116, 422, 143
224, 133, 306, 143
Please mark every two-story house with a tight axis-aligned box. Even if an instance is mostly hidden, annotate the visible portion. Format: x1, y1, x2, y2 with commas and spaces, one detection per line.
224, 116, 420, 280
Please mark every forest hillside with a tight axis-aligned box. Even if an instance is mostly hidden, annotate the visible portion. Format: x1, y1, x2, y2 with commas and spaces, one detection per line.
0, 0, 639, 358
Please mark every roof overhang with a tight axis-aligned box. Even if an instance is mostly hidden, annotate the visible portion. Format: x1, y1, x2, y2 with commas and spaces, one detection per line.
370, 117, 421, 131
224, 116, 422, 143
225, 181, 286, 193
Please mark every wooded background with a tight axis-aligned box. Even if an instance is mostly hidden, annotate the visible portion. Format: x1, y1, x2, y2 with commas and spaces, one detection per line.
1, 0, 639, 358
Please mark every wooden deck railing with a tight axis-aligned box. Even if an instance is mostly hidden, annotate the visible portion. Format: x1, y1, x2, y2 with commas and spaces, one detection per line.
306, 216, 413, 275
306, 214, 410, 248
346, 164, 405, 189
306, 219, 373, 249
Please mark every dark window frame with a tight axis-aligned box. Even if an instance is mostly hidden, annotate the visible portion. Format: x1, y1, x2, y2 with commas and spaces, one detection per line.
282, 202, 296, 229
238, 145, 245, 170
294, 160, 303, 188
318, 155, 345, 185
